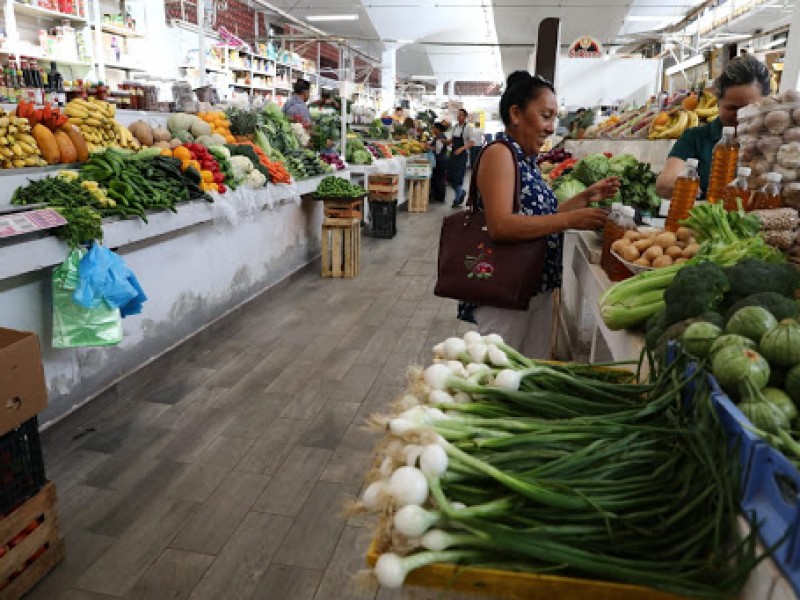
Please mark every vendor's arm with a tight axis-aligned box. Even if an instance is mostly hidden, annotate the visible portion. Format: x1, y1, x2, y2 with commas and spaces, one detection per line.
558, 177, 621, 213
478, 144, 608, 243
656, 157, 686, 199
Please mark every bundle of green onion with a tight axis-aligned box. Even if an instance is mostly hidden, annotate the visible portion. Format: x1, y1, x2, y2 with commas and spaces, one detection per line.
358, 332, 766, 598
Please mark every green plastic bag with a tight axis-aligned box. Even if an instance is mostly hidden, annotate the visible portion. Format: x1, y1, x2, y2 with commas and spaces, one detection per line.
52, 249, 123, 348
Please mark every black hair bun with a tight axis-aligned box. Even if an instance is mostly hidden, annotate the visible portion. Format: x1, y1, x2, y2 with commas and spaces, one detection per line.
506, 71, 532, 89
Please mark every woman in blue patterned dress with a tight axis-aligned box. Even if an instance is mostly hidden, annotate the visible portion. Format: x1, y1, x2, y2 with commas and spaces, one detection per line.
459, 71, 619, 358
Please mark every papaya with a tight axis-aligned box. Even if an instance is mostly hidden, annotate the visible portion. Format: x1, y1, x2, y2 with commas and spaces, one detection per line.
32, 123, 59, 164
60, 124, 89, 162
55, 130, 77, 163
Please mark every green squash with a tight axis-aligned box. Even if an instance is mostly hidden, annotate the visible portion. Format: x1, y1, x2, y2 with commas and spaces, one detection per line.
763, 387, 798, 421
760, 319, 800, 367
739, 396, 790, 434
726, 306, 779, 343
785, 364, 800, 403
682, 322, 721, 358
711, 345, 770, 397
710, 334, 756, 356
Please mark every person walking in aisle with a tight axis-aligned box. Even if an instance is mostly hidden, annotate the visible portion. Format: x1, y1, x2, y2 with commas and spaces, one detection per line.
457, 71, 619, 358
282, 79, 312, 127
656, 55, 769, 199
429, 122, 449, 203
444, 108, 475, 207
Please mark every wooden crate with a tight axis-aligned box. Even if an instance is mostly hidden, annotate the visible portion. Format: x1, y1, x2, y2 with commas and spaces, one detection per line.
407, 179, 430, 213
368, 190, 398, 202
369, 174, 400, 195
0, 482, 64, 599
366, 539, 688, 600
323, 198, 363, 220
321, 217, 360, 278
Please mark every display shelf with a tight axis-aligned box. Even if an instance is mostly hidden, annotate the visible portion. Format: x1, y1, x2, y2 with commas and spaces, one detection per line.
252, 69, 274, 77
229, 65, 251, 72
13, 2, 87, 23
0, 50, 92, 68
103, 62, 146, 72
179, 64, 226, 74
251, 85, 272, 92
98, 23, 145, 38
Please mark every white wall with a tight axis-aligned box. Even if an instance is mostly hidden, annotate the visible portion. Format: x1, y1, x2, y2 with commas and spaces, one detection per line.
556, 57, 661, 109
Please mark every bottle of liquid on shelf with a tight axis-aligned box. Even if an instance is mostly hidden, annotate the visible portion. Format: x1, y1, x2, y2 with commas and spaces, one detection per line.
750, 173, 783, 210
665, 158, 700, 232
600, 202, 624, 274
706, 126, 739, 204
722, 166, 752, 212
603, 205, 638, 282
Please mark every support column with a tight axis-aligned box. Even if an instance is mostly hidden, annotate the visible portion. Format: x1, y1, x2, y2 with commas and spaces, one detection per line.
780, 3, 800, 93
381, 43, 398, 114
197, 0, 206, 87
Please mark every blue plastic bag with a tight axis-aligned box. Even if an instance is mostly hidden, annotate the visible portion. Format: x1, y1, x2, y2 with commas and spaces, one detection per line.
73, 243, 147, 318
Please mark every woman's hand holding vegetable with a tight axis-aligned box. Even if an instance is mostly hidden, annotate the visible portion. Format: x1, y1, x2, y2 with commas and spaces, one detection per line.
559, 176, 620, 212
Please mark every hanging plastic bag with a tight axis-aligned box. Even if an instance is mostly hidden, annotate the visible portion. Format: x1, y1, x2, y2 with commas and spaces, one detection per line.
73, 243, 148, 318
52, 249, 123, 348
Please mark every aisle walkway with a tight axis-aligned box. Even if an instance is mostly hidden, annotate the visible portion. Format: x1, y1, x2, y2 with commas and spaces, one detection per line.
30, 202, 478, 600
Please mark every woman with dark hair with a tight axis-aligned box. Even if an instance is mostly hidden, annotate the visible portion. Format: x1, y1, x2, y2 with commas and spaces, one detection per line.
282, 78, 312, 126
656, 55, 770, 199
457, 71, 618, 358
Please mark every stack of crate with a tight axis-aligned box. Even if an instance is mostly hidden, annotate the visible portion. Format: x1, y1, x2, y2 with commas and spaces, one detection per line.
368, 174, 400, 239
0, 329, 64, 598
405, 158, 433, 213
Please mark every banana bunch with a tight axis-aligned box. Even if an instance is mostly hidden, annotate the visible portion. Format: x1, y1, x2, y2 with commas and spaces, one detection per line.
695, 91, 719, 121
649, 110, 688, 139
66, 98, 118, 152
0, 109, 46, 169
114, 123, 141, 151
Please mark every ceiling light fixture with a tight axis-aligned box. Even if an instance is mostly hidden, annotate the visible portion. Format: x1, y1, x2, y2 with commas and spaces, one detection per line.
396, 39, 414, 44
411, 75, 437, 79
624, 15, 678, 22
306, 14, 358, 22
665, 54, 705, 76
763, 38, 787, 49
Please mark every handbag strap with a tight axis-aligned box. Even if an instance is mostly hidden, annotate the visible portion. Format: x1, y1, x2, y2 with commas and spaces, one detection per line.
466, 139, 522, 214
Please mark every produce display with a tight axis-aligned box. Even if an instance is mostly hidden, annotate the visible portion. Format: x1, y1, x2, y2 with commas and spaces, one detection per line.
600, 203, 782, 331
310, 111, 342, 151
738, 90, 800, 188
196, 111, 236, 144
369, 143, 393, 159
610, 226, 699, 270
65, 97, 140, 153
359, 332, 764, 598
647, 92, 719, 140
585, 106, 656, 140
0, 109, 47, 168
345, 136, 374, 165
282, 148, 332, 180
552, 153, 660, 213
167, 144, 227, 193
228, 141, 291, 185
368, 118, 390, 140
315, 175, 366, 199
536, 147, 572, 176
166, 112, 227, 148
319, 152, 346, 171
260, 103, 301, 154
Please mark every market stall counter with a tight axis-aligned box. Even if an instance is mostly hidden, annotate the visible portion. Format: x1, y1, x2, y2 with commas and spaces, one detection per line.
0, 171, 351, 426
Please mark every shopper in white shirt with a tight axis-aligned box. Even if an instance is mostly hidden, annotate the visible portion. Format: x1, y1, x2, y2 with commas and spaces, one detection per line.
443, 109, 474, 207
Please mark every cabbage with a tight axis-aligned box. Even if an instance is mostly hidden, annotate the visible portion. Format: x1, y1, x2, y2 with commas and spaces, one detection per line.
609, 153, 639, 175
553, 177, 587, 203
572, 154, 611, 186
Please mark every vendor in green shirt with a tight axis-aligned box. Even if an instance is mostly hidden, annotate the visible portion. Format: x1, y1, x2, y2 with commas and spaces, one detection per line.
656, 55, 771, 199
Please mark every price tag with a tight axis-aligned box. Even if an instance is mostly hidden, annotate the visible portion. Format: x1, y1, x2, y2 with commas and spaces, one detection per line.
0, 209, 67, 239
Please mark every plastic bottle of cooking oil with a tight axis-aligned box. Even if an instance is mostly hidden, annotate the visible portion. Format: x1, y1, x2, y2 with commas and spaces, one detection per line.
706, 126, 739, 204
601, 203, 634, 281
722, 166, 752, 212
665, 158, 700, 232
607, 206, 638, 282
750, 173, 783, 210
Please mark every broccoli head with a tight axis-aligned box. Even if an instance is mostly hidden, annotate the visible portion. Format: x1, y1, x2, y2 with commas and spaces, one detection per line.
724, 292, 800, 323
724, 258, 800, 303
664, 262, 729, 325
572, 154, 611, 186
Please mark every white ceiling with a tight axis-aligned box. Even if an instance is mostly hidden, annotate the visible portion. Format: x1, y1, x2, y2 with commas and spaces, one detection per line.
267, 0, 792, 84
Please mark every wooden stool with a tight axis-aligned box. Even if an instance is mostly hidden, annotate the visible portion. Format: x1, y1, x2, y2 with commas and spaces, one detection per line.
407, 178, 430, 213
321, 217, 360, 278
323, 198, 363, 220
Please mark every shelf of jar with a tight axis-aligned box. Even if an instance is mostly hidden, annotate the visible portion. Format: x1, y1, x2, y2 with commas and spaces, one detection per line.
13, 3, 88, 24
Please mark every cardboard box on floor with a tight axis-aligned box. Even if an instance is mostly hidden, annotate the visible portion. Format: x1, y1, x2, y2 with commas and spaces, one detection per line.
0, 328, 47, 435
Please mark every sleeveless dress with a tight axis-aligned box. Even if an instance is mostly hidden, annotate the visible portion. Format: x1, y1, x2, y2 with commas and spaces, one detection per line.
457, 132, 564, 324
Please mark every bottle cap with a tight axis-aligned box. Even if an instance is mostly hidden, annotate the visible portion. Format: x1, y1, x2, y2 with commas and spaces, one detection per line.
622, 206, 636, 218
738, 166, 751, 176
686, 158, 699, 168
766, 172, 783, 182
722, 126, 735, 136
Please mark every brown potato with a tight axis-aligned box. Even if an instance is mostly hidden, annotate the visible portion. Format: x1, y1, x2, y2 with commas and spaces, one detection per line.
643, 245, 664, 261
652, 255, 674, 268
682, 243, 700, 258
654, 231, 677, 248
634, 257, 652, 267
611, 238, 630, 254
623, 230, 641, 241
633, 238, 653, 252
621, 245, 640, 262
676, 226, 694, 241
665, 245, 684, 259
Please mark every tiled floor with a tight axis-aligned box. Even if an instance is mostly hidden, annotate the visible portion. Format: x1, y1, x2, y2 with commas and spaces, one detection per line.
29, 201, 479, 600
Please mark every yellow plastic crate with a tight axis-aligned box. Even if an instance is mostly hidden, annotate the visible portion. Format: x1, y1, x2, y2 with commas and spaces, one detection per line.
367, 539, 690, 600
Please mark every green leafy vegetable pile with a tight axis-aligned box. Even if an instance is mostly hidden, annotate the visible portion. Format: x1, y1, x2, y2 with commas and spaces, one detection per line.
315, 175, 366, 199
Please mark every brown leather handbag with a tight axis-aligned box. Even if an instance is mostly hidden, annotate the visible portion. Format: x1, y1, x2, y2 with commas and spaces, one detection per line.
433, 139, 548, 310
